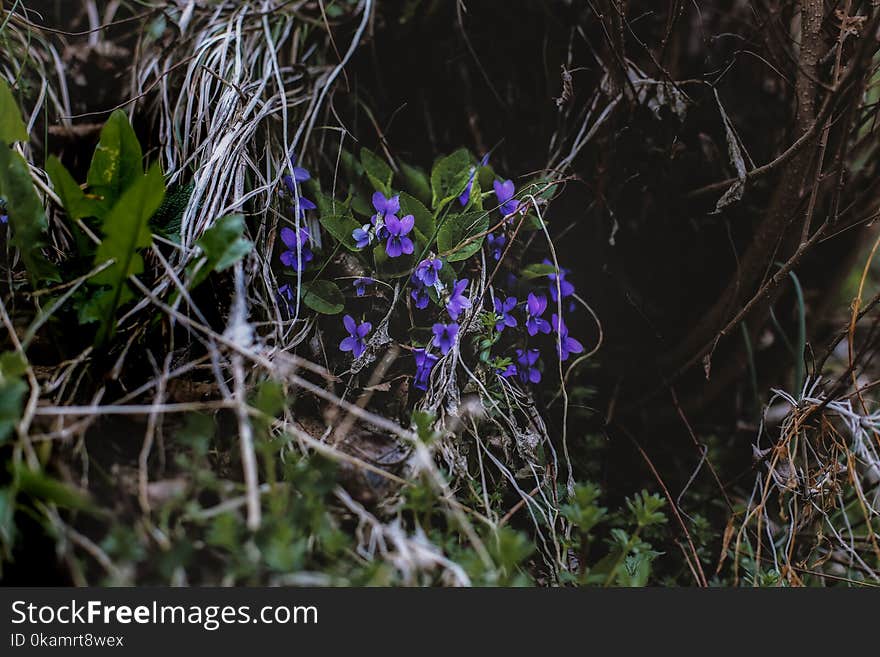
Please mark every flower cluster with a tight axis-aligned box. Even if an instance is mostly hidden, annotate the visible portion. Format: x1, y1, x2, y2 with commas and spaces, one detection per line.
278, 155, 316, 276
273, 146, 587, 399
352, 192, 415, 258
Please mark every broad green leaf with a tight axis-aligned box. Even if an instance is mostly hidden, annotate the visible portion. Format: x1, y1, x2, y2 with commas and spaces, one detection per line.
520, 263, 557, 279
308, 183, 345, 217
477, 163, 496, 191
430, 149, 471, 209
150, 182, 193, 239
301, 280, 344, 314
0, 351, 27, 445
87, 109, 144, 210
319, 213, 361, 252
91, 163, 165, 343
188, 214, 252, 289
12, 463, 94, 512
437, 211, 489, 262
360, 148, 392, 195
0, 143, 58, 283
46, 155, 101, 220
398, 192, 435, 245
0, 79, 28, 143
373, 242, 415, 278
399, 162, 431, 206
351, 194, 373, 218
340, 149, 364, 180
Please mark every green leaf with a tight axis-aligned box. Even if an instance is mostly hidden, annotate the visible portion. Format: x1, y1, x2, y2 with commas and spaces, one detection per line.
399, 162, 431, 206
437, 211, 489, 262
90, 163, 165, 344
0, 79, 28, 143
308, 183, 345, 217
520, 263, 557, 279
46, 155, 101, 220
0, 352, 27, 445
12, 463, 94, 512
398, 192, 435, 245
430, 149, 472, 209
373, 242, 415, 277
87, 109, 144, 210
318, 213, 361, 252
150, 182, 193, 239
0, 487, 16, 557
360, 148, 393, 195
0, 143, 58, 283
188, 214, 252, 289
301, 280, 345, 314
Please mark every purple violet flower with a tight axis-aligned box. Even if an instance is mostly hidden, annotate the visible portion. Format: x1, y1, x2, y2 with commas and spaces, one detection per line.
487, 233, 506, 261
411, 280, 431, 309
353, 277, 373, 297
459, 154, 490, 206
340, 315, 371, 359
371, 192, 400, 240
0, 213, 7, 225
446, 279, 472, 320
278, 283, 294, 311
283, 155, 311, 188
432, 322, 459, 355
282, 156, 315, 216
493, 179, 520, 216
497, 363, 518, 379
516, 348, 542, 384
493, 296, 518, 332
414, 257, 443, 286
352, 224, 372, 249
543, 258, 575, 303
413, 348, 439, 391
552, 314, 585, 362
289, 197, 317, 218
525, 293, 551, 336
385, 214, 415, 258
279, 226, 313, 272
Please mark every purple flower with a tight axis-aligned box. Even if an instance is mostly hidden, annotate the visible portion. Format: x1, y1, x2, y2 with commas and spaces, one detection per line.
0, 214, 7, 225
432, 322, 459, 355
283, 155, 311, 189
353, 277, 373, 297
371, 192, 399, 240
282, 156, 315, 216
413, 348, 439, 391
525, 293, 551, 336
415, 258, 443, 286
493, 179, 520, 216
372, 191, 400, 216
552, 314, 585, 362
446, 279, 471, 320
279, 226, 313, 271
289, 197, 317, 218
493, 296, 518, 332
353, 224, 372, 249
496, 363, 518, 378
544, 259, 575, 303
459, 154, 490, 206
385, 214, 415, 258
516, 348, 541, 384
410, 280, 431, 309
340, 314, 371, 359
459, 172, 476, 206
487, 233, 506, 261
279, 283, 295, 310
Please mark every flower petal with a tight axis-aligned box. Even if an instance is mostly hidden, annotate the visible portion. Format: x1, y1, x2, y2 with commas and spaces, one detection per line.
280, 227, 298, 249
343, 314, 357, 335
